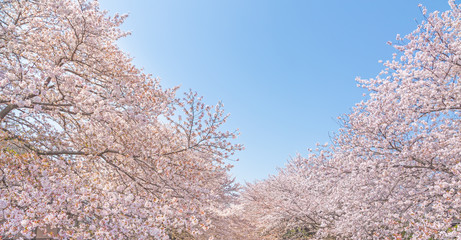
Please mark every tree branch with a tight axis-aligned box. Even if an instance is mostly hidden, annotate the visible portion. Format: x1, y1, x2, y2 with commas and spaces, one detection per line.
0, 104, 17, 121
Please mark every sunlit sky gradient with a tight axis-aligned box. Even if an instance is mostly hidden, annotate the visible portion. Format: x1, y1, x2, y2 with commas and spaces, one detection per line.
98, 0, 450, 183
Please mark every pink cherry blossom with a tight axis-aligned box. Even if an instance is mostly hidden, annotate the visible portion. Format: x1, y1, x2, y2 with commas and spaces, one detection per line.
239, 1, 461, 239
0, 0, 241, 239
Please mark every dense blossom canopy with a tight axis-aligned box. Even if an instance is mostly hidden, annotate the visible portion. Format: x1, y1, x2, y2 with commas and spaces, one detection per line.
241, 1, 461, 239
0, 0, 241, 239
2, 0, 461, 239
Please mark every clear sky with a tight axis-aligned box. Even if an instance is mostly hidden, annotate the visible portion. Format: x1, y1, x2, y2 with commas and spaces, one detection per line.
98, 0, 450, 184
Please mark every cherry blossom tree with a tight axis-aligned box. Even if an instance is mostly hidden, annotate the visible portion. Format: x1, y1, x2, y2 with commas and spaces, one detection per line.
241, 151, 343, 239
0, 0, 241, 239
330, 1, 461, 238
241, 1, 461, 239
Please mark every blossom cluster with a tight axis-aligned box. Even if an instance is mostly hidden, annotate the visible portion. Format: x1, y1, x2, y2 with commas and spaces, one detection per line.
240, 1, 461, 239
0, 0, 241, 239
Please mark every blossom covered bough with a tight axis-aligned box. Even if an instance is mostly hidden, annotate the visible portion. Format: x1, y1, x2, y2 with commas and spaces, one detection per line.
0, 0, 242, 239
241, 1, 461, 239
3, 0, 461, 239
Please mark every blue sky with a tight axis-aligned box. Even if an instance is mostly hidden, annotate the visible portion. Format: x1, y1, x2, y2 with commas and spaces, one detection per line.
98, 0, 450, 183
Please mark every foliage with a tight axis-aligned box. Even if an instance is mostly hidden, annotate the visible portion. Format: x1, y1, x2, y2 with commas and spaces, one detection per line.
0, 0, 241, 239
240, 1, 461, 239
